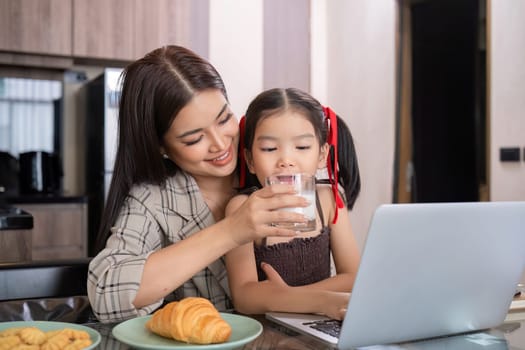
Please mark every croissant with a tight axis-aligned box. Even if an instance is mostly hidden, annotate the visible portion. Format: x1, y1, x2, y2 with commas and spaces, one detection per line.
145, 297, 232, 344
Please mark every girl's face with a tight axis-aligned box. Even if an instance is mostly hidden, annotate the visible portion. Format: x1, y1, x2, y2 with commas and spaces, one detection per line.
246, 110, 328, 185
161, 89, 239, 180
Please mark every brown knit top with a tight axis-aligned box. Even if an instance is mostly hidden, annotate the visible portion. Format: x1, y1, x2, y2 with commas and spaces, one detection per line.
254, 196, 331, 286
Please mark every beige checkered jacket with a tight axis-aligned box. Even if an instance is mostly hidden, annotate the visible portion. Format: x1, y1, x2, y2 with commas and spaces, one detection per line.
87, 171, 232, 323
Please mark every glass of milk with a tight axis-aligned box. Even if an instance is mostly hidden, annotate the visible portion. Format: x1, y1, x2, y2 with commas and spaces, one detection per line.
265, 173, 316, 232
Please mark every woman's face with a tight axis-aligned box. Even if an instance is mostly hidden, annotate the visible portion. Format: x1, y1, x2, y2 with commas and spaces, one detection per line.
246, 110, 328, 186
161, 89, 239, 180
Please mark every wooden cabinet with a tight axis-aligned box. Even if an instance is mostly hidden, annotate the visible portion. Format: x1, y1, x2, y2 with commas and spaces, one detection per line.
133, 0, 209, 59
0, 0, 209, 62
16, 202, 88, 260
0, 0, 72, 56
73, 0, 209, 61
72, 0, 134, 60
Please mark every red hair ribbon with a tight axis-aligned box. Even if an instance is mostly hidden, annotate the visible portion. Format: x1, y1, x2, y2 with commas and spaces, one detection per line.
239, 116, 247, 188
323, 106, 344, 224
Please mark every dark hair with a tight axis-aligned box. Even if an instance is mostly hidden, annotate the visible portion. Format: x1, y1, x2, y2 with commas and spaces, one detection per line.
241, 87, 360, 210
94, 45, 228, 253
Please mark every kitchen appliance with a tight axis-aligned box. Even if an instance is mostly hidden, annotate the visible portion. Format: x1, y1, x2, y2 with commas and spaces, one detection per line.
0, 151, 19, 197
81, 68, 123, 255
0, 204, 33, 262
18, 151, 62, 195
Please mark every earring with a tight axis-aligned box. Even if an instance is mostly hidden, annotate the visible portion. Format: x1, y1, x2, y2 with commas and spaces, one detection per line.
162, 154, 169, 159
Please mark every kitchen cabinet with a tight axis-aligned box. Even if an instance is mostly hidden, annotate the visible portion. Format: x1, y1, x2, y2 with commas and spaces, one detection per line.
0, 0, 208, 62
0, 0, 72, 56
0, 206, 33, 263
133, 0, 209, 59
72, 0, 134, 60
74, 0, 208, 61
15, 202, 88, 260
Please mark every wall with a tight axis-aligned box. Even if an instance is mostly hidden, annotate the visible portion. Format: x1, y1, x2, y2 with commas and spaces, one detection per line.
489, 0, 525, 285
317, 0, 397, 251
489, 0, 525, 201
208, 0, 263, 118
263, 0, 310, 91
208, 0, 311, 116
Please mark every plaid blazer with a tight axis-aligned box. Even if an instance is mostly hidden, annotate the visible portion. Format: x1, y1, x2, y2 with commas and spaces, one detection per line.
87, 171, 232, 323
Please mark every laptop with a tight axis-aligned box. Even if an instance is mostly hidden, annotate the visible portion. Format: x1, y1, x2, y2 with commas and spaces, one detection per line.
266, 201, 525, 349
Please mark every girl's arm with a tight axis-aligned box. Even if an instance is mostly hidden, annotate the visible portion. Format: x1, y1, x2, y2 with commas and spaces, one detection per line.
296, 185, 361, 292
225, 195, 349, 320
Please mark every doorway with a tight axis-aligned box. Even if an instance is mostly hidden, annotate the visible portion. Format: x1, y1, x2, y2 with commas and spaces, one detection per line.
395, 0, 487, 203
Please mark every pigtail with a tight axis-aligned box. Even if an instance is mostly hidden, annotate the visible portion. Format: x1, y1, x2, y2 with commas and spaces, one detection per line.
323, 107, 361, 215
334, 114, 361, 210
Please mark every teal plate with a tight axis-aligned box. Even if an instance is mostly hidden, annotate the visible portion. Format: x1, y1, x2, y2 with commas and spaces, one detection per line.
112, 313, 263, 350
0, 320, 101, 349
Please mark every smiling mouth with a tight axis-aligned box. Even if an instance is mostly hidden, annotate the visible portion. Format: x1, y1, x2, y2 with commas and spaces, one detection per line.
211, 151, 229, 162
207, 144, 234, 165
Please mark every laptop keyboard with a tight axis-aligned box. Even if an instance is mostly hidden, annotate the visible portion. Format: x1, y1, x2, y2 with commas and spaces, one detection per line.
303, 319, 342, 338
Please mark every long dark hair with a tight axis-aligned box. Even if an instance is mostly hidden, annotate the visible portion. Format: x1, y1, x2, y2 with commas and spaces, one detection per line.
241, 88, 360, 210
94, 45, 228, 253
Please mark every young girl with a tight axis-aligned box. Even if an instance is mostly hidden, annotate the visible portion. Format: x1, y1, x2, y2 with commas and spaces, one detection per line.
225, 88, 361, 320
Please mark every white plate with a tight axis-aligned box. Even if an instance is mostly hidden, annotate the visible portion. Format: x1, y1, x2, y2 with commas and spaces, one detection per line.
0, 320, 101, 349
112, 313, 263, 350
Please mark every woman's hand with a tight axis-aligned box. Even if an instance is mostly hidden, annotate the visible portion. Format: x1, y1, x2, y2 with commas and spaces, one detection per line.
225, 184, 310, 245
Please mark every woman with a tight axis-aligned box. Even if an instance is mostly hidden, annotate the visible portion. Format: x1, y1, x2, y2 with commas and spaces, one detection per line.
87, 46, 309, 323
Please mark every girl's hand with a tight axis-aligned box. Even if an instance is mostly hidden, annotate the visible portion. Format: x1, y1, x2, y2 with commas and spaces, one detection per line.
260, 262, 287, 287
323, 292, 350, 320
226, 184, 310, 245
263, 261, 349, 320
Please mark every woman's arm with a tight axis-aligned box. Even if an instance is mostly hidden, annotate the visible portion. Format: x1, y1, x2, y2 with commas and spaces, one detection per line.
88, 194, 166, 322
89, 182, 310, 322
134, 216, 241, 307
135, 184, 310, 307
89, 194, 239, 321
